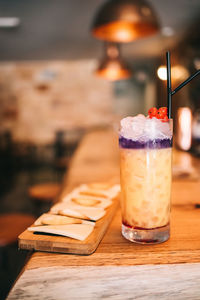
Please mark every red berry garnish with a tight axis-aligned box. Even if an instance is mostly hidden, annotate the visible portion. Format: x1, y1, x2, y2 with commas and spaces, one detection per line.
161, 115, 169, 122
157, 107, 168, 119
157, 111, 164, 119
148, 107, 157, 118
158, 107, 168, 116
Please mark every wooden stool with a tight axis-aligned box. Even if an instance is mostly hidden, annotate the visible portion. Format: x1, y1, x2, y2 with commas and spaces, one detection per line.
28, 183, 61, 202
0, 213, 35, 299
28, 183, 61, 216
54, 157, 70, 169
0, 213, 35, 268
0, 213, 35, 247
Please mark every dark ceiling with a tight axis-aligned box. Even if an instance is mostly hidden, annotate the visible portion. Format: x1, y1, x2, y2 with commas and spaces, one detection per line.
0, 0, 199, 61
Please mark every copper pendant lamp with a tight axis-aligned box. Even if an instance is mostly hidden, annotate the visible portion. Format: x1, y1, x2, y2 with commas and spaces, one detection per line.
91, 0, 160, 43
96, 42, 132, 81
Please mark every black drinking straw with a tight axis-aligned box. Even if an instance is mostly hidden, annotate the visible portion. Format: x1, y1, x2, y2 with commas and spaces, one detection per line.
165, 51, 200, 118
172, 69, 200, 95
166, 51, 172, 119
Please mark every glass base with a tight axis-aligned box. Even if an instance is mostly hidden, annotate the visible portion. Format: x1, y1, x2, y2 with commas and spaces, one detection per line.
122, 223, 170, 244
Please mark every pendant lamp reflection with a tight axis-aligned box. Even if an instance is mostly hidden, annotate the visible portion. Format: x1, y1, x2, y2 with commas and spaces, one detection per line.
96, 42, 132, 81
91, 0, 160, 43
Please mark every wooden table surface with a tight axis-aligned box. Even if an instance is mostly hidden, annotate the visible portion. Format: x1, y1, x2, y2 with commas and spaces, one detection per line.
7, 129, 200, 300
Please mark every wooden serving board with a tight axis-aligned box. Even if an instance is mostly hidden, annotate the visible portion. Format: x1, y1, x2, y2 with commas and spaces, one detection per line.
18, 196, 119, 255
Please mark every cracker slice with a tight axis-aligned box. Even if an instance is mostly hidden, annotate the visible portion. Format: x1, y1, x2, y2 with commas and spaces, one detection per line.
58, 208, 90, 220
71, 197, 101, 207
87, 182, 113, 190
41, 215, 82, 225
34, 213, 82, 226
79, 190, 108, 198
59, 206, 105, 221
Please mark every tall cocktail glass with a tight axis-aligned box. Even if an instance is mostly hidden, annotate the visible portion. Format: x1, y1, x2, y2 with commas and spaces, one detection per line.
119, 115, 173, 244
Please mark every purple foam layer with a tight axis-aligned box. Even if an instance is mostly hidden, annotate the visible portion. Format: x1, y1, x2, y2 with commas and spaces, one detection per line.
119, 136, 172, 149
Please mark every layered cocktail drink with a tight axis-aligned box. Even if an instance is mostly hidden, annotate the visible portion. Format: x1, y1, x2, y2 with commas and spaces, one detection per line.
119, 111, 172, 244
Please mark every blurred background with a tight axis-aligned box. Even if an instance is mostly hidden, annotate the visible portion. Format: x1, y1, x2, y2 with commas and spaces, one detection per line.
0, 0, 199, 299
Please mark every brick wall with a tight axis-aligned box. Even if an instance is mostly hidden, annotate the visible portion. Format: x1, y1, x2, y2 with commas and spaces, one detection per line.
0, 60, 115, 144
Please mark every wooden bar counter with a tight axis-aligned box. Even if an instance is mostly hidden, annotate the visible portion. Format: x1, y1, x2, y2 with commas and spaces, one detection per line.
8, 129, 200, 300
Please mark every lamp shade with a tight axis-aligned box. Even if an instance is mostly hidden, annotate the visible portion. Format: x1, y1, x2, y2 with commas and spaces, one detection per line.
91, 0, 160, 43
96, 42, 132, 81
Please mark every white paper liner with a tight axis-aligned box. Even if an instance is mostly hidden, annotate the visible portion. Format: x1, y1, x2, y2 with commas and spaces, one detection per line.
28, 223, 94, 241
